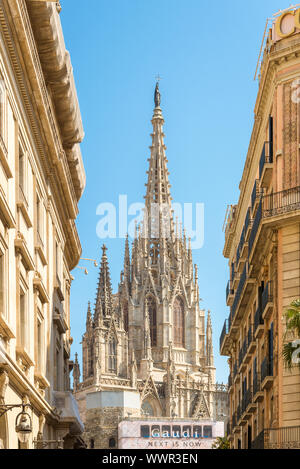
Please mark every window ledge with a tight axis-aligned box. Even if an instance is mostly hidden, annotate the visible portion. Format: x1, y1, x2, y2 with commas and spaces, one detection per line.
0, 186, 16, 228
0, 136, 12, 179
33, 273, 49, 304
34, 370, 50, 389
17, 197, 32, 228
16, 346, 35, 368
0, 313, 15, 339
15, 232, 35, 271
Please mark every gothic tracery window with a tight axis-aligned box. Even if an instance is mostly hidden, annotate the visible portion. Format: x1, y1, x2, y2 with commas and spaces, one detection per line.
108, 337, 117, 373
146, 295, 157, 346
173, 296, 185, 348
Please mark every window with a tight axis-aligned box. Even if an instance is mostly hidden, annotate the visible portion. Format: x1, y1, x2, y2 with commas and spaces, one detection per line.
36, 311, 44, 373
90, 439, 95, 449
108, 337, 117, 373
173, 297, 185, 347
0, 80, 6, 142
145, 296, 157, 346
19, 145, 25, 193
55, 242, 59, 278
36, 193, 43, 242
55, 348, 60, 390
19, 288, 27, 348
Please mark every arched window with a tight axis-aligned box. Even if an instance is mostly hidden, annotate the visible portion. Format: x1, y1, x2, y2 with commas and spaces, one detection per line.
109, 438, 116, 448
108, 337, 117, 373
123, 301, 128, 333
90, 439, 95, 449
146, 296, 157, 346
173, 297, 185, 347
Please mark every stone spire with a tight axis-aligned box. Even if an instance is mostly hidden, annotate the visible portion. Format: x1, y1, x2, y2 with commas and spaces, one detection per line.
86, 301, 92, 330
206, 310, 214, 367
144, 82, 175, 245
94, 245, 113, 319
73, 353, 80, 391
124, 234, 130, 278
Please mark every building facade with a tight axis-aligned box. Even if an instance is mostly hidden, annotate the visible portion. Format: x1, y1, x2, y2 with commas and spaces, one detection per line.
74, 83, 228, 450
0, 1, 85, 449
220, 7, 300, 449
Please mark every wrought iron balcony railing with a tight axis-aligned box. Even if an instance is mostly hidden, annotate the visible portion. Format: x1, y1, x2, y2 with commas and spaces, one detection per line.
231, 264, 247, 320
248, 198, 262, 257
262, 281, 273, 314
263, 185, 300, 218
251, 179, 260, 210
242, 386, 253, 413
261, 356, 273, 383
220, 319, 229, 351
254, 305, 263, 334
259, 141, 273, 180
253, 372, 262, 396
238, 337, 247, 368
247, 323, 254, 348
233, 361, 238, 378
252, 426, 300, 449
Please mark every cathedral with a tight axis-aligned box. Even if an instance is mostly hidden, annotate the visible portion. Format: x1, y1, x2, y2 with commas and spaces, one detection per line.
74, 83, 228, 449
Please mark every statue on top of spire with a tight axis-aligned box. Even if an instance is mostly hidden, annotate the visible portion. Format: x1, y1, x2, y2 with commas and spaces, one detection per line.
154, 81, 161, 108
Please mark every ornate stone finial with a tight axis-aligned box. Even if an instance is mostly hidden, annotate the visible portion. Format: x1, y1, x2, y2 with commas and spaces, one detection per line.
154, 81, 161, 108
102, 244, 107, 256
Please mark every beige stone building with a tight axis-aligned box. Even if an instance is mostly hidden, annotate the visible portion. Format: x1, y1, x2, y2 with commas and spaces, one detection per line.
220, 7, 300, 449
74, 83, 228, 450
0, 1, 85, 449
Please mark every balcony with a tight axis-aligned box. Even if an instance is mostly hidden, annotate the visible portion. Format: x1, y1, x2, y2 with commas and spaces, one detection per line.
226, 280, 234, 306
35, 230, 47, 266
17, 186, 32, 228
220, 319, 229, 354
244, 207, 251, 239
259, 141, 273, 187
246, 323, 256, 357
248, 198, 262, 259
231, 264, 247, 322
242, 386, 257, 416
263, 185, 300, 220
254, 305, 264, 338
226, 421, 232, 439
237, 403, 246, 425
53, 308, 68, 334
238, 337, 247, 372
252, 426, 300, 449
251, 179, 260, 212
253, 373, 264, 402
261, 281, 273, 320
261, 356, 273, 390
233, 361, 239, 384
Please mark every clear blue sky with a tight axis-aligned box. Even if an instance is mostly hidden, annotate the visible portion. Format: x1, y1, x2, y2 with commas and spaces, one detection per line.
60, 0, 290, 384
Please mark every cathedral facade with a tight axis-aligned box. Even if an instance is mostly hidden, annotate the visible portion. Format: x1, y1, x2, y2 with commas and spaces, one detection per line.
74, 84, 228, 449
